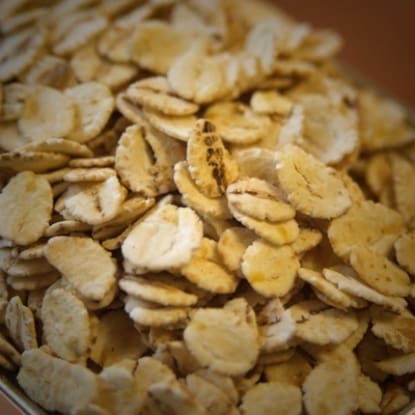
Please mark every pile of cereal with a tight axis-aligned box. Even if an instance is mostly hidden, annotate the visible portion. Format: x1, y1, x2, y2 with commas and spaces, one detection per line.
1, 0, 415, 414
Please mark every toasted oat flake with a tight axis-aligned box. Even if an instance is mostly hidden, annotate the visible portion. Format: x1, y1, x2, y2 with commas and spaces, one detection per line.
371, 309, 415, 353
53, 13, 108, 56
1, 82, 28, 121
63, 168, 116, 183
5, 296, 38, 351
240, 382, 302, 415
357, 374, 382, 414
296, 93, 359, 165
391, 153, 415, 224
17, 348, 98, 414
349, 246, 411, 297
227, 178, 295, 223
232, 147, 278, 184
0, 150, 69, 173
186, 373, 236, 415
217, 226, 256, 275
69, 156, 115, 168
97, 24, 134, 62
96, 364, 144, 415
250, 90, 294, 115
229, 204, 299, 246
193, 369, 239, 406
131, 20, 193, 74
0, 350, 17, 371
115, 123, 163, 196
119, 275, 198, 307
278, 104, 304, 148
375, 352, 415, 376
338, 171, 366, 203
184, 299, 259, 376
41, 287, 90, 362
134, 355, 176, 408
3, 256, 53, 278
242, 241, 299, 298
23, 54, 77, 90
264, 352, 312, 387
20, 138, 93, 158
122, 203, 203, 274
0, 27, 46, 82
259, 309, 297, 353
18, 244, 47, 260
275, 144, 351, 218
0, 122, 30, 152
148, 378, 207, 415
298, 268, 358, 310
46, 236, 117, 303
328, 200, 405, 260
181, 254, 238, 294
365, 153, 392, 198
180, 238, 238, 294
323, 268, 407, 313
0, 331, 21, 368
115, 92, 145, 125
187, 119, 239, 198
39, 167, 72, 184
125, 296, 189, 327
94, 196, 155, 230
71, 41, 138, 91
143, 108, 197, 142
89, 309, 146, 367
290, 229, 322, 256
244, 18, 279, 74
303, 351, 359, 415
65, 82, 114, 143
126, 77, 199, 116
204, 101, 271, 145
18, 85, 76, 142
167, 41, 229, 104
293, 305, 358, 345
0, 171, 53, 245
359, 90, 415, 151
395, 231, 415, 276
174, 161, 231, 219
380, 383, 410, 415
45, 220, 91, 237
62, 175, 127, 225
6, 270, 60, 292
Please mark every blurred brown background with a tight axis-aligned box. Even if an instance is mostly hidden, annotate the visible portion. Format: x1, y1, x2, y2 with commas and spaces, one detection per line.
268, 0, 415, 109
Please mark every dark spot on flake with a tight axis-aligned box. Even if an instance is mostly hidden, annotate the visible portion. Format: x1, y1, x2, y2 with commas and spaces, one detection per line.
202, 120, 215, 133
212, 165, 226, 192
204, 135, 216, 146
206, 147, 222, 162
